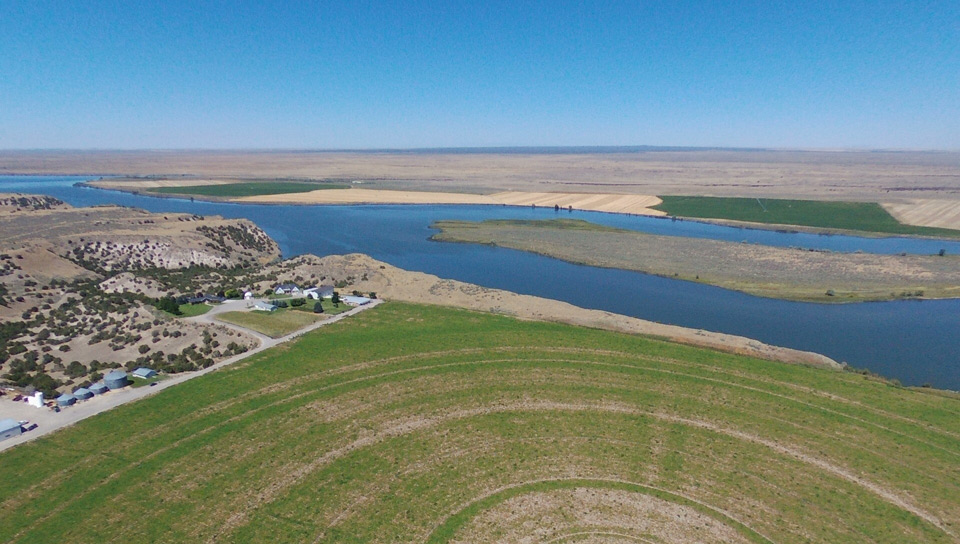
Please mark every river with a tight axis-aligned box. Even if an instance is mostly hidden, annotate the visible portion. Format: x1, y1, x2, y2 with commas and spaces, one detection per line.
2, 175, 958, 390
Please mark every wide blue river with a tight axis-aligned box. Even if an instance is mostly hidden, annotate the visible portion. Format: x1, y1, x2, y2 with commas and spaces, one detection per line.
3, 175, 959, 390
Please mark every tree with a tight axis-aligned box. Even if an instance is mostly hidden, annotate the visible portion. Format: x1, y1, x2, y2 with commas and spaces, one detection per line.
65, 360, 87, 378
331, 292, 340, 307
313, 301, 324, 314
31, 372, 60, 398
290, 298, 305, 307
156, 296, 181, 316
224, 288, 242, 299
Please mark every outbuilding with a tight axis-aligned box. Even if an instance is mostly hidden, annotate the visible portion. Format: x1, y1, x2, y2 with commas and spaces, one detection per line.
132, 367, 158, 379
304, 285, 334, 300
26, 391, 44, 408
0, 419, 22, 441
73, 387, 93, 400
89, 383, 109, 395
342, 295, 372, 306
253, 301, 277, 312
56, 394, 77, 407
243, 291, 254, 300
103, 370, 129, 390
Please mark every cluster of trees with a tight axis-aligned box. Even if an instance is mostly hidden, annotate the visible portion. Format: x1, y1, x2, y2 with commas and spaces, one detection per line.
2, 358, 62, 397
156, 296, 181, 315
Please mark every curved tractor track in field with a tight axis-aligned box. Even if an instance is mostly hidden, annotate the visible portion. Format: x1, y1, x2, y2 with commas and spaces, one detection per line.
0, 303, 957, 543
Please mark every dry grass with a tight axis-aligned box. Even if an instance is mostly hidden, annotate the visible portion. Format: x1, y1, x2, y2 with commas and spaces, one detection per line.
884, 199, 960, 230
234, 188, 665, 215
4, 149, 960, 201
431, 219, 960, 302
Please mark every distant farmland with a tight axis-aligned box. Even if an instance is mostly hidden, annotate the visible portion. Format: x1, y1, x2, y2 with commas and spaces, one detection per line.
654, 195, 960, 237
149, 181, 347, 198
0, 303, 957, 542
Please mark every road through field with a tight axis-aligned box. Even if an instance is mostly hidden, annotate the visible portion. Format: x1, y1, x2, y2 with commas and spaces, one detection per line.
0, 299, 381, 453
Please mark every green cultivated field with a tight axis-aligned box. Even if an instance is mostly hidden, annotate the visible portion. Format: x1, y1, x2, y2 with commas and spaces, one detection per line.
654, 196, 960, 237
174, 303, 212, 317
0, 303, 957, 542
216, 308, 325, 337
149, 181, 347, 198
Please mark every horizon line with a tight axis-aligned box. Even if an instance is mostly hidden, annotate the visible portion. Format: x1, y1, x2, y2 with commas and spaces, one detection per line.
1, 145, 958, 154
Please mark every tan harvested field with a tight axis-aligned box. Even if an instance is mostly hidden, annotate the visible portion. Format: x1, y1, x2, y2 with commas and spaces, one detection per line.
96, 177, 236, 188
234, 187, 665, 215
4, 149, 960, 201
489, 191, 664, 214
884, 199, 960, 230
239, 187, 496, 205
431, 219, 960, 302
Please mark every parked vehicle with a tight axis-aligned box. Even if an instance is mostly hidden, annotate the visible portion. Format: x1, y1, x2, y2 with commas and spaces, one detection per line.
24, 424, 37, 432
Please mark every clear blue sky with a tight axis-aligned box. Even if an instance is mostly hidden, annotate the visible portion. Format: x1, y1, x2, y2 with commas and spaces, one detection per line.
1, 1, 958, 149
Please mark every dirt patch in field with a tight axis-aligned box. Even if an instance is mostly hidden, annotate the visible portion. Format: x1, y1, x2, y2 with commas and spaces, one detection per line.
450, 487, 752, 543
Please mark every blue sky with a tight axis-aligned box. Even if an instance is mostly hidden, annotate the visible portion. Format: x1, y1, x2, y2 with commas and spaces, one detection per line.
1, 1, 958, 149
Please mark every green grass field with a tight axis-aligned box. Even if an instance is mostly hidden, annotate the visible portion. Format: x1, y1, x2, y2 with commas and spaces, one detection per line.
291, 298, 348, 315
160, 303, 211, 319
0, 303, 957, 542
654, 196, 960, 237
215, 308, 325, 337
176, 303, 212, 317
149, 181, 347, 198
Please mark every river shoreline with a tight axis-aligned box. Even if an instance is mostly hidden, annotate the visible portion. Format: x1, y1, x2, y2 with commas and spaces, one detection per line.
77, 178, 960, 243
3, 175, 959, 390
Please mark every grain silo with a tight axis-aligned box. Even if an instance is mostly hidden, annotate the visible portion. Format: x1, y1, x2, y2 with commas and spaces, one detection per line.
73, 387, 93, 400
103, 370, 129, 390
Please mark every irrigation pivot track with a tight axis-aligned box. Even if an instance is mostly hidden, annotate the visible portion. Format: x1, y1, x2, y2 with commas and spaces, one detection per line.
0, 303, 956, 543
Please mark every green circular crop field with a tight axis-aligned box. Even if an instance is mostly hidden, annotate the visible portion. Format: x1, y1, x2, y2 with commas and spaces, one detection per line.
0, 303, 957, 543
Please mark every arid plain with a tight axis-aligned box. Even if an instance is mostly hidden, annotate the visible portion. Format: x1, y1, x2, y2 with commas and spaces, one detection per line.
3, 149, 960, 199
7, 149, 960, 228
